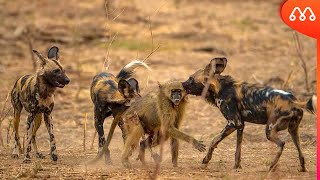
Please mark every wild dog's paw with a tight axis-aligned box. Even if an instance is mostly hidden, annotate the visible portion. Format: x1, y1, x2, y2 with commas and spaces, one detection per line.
299, 167, 308, 172
11, 154, 19, 159
51, 154, 58, 161
200, 163, 208, 169
233, 164, 242, 169
35, 152, 45, 159
23, 157, 32, 163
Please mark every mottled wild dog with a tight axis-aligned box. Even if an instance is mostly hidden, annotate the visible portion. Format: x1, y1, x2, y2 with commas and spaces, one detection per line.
182, 57, 316, 171
11, 46, 70, 163
90, 61, 150, 163
119, 81, 206, 168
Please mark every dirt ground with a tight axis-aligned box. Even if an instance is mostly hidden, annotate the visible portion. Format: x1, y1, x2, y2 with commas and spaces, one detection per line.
0, 0, 317, 179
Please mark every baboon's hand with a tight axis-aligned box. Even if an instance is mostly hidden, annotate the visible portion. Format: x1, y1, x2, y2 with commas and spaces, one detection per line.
193, 140, 206, 152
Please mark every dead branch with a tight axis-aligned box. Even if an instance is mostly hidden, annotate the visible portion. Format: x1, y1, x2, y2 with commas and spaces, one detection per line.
103, 32, 118, 68
83, 113, 87, 152
0, 92, 12, 147
282, 70, 293, 89
25, 27, 37, 71
201, 66, 215, 98
144, 16, 161, 62
293, 32, 310, 93
90, 131, 97, 150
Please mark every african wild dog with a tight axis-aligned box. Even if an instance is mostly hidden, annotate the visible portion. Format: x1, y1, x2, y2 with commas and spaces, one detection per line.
90, 61, 150, 163
182, 57, 316, 172
11, 46, 70, 163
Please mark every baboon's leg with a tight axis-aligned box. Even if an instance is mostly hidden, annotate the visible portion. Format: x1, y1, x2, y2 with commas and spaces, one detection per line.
266, 123, 285, 171
12, 104, 22, 158
94, 105, 112, 162
171, 138, 179, 167
117, 119, 126, 143
121, 124, 144, 168
137, 134, 161, 164
234, 126, 244, 169
137, 137, 149, 165
44, 113, 58, 161
23, 113, 36, 163
167, 126, 205, 152
202, 124, 236, 167
32, 113, 45, 159
288, 110, 306, 172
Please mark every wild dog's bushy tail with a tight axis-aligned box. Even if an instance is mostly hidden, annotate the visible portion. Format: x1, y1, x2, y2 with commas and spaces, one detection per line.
116, 60, 150, 80
294, 95, 317, 114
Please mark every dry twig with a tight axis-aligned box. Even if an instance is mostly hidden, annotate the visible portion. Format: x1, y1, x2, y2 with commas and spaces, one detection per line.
293, 32, 310, 93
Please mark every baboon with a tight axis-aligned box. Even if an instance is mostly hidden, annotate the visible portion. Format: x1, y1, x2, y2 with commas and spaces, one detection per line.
182, 57, 316, 171
11, 46, 70, 163
120, 80, 206, 168
90, 60, 150, 163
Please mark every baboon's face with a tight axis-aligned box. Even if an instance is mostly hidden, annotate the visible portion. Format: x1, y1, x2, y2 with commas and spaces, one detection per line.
182, 69, 206, 96
170, 88, 183, 106
162, 81, 186, 106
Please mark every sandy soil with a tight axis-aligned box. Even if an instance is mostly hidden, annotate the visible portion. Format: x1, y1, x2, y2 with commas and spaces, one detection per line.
0, 0, 317, 179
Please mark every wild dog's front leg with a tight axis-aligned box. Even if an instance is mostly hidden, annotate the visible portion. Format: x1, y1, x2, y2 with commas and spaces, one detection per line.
44, 113, 58, 161
32, 113, 45, 159
23, 113, 36, 163
202, 124, 236, 168
234, 127, 244, 169
94, 106, 112, 163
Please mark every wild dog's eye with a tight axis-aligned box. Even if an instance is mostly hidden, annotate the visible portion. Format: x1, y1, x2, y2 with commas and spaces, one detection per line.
53, 69, 61, 73
177, 89, 181, 92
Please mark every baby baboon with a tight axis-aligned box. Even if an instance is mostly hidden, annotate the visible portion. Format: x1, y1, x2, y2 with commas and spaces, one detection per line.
90, 60, 150, 163
120, 81, 206, 168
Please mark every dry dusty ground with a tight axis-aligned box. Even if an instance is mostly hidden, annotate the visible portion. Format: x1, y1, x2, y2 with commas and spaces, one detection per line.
0, 0, 317, 179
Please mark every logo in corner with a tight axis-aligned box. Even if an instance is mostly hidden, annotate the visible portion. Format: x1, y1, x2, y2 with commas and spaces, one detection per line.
280, 0, 320, 39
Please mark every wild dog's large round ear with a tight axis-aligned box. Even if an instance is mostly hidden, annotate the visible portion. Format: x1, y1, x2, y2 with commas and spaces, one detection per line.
212, 57, 227, 75
127, 78, 140, 93
32, 50, 47, 66
204, 57, 227, 76
48, 46, 59, 60
118, 79, 131, 96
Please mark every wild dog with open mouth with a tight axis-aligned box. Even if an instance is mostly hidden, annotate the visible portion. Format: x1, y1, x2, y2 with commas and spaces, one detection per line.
11, 46, 70, 163
90, 60, 150, 163
182, 57, 316, 171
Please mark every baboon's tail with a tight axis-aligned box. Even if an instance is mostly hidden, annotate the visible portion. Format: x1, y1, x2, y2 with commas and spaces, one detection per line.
116, 60, 150, 80
294, 95, 317, 114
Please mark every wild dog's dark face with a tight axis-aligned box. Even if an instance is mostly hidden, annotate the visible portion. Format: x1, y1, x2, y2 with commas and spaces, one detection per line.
182, 57, 227, 95
33, 47, 70, 88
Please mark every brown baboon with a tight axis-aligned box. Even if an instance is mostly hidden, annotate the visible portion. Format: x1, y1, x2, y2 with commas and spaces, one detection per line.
182, 57, 316, 171
120, 80, 206, 168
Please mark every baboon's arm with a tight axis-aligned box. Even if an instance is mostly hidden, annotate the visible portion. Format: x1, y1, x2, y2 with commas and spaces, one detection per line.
167, 126, 206, 152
